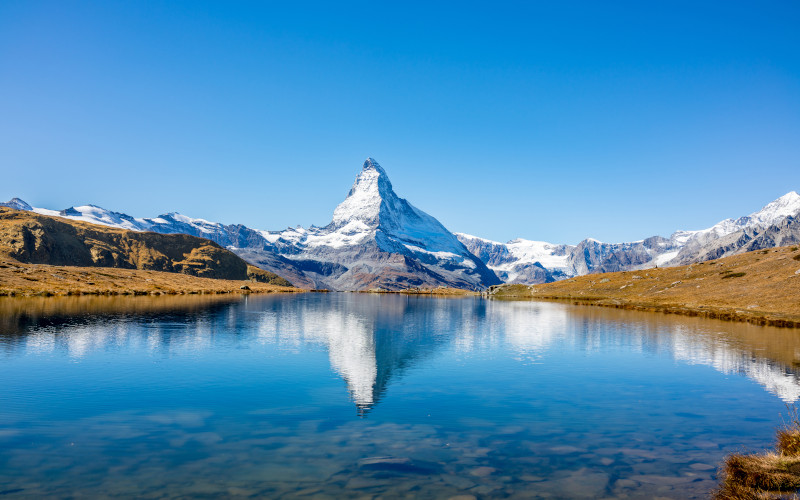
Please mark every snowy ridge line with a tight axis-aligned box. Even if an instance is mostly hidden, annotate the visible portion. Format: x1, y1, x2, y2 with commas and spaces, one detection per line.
0, 158, 501, 291
2, 183, 798, 288
457, 191, 800, 284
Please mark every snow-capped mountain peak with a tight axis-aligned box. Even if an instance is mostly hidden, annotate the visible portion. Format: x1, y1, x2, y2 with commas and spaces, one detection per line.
332, 158, 396, 227
746, 191, 800, 226
672, 191, 800, 244
0, 198, 33, 211
362, 156, 386, 175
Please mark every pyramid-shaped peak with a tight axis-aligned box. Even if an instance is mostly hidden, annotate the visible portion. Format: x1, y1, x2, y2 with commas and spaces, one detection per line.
354, 157, 391, 189
363, 157, 385, 173
332, 158, 399, 227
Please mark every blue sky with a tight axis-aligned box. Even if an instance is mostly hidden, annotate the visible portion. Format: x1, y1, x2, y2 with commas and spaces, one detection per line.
1, 1, 798, 244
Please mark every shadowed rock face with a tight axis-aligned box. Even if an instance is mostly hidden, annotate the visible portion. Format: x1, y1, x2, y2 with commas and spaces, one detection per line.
675, 216, 800, 264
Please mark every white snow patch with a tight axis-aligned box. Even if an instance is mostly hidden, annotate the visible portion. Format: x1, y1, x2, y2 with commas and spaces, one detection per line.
654, 250, 679, 266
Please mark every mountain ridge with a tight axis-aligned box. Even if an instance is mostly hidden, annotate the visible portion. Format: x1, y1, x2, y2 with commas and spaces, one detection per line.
5, 163, 798, 289
458, 190, 800, 284
2, 159, 499, 291
0, 207, 288, 286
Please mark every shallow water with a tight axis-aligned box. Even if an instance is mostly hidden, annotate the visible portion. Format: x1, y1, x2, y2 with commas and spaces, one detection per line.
1, 293, 799, 499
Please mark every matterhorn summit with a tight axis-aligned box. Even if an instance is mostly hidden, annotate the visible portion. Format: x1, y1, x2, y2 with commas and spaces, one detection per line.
332, 158, 395, 227
276, 158, 501, 290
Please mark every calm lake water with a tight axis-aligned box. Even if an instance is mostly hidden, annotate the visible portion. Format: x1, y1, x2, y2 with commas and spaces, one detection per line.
1, 293, 799, 499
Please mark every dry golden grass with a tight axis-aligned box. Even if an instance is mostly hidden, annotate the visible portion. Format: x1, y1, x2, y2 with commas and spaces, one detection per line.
0, 207, 254, 280
778, 431, 800, 457
0, 207, 301, 295
718, 453, 800, 492
489, 245, 800, 328
714, 408, 800, 500
0, 260, 301, 296
714, 475, 800, 500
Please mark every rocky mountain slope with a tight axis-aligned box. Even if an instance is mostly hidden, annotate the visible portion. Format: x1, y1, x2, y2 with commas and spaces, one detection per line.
0, 207, 290, 285
257, 158, 500, 290
3, 159, 500, 291
458, 191, 800, 284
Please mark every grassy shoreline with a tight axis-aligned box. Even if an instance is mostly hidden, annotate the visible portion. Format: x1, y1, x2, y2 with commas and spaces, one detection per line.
486, 245, 800, 328
502, 295, 800, 329
714, 407, 800, 499
0, 261, 303, 297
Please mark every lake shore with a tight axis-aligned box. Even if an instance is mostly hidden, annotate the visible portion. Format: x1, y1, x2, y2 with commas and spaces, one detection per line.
359, 287, 479, 296
0, 261, 303, 297
486, 245, 800, 328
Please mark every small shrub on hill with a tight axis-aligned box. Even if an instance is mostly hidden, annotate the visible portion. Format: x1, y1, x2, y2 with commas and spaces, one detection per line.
722, 272, 747, 279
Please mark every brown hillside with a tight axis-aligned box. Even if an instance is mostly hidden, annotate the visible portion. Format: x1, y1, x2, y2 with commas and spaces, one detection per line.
246, 265, 292, 287
0, 207, 291, 285
0, 262, 301, 297
488, 245, 800, 327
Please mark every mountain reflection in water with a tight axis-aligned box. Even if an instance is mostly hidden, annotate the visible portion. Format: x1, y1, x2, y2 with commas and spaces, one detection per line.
2, 293, 800, 409
5, 293, 800, 499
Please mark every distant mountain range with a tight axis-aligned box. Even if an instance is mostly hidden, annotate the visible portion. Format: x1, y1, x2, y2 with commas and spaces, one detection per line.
457, 191, 800, 283
4, 159, 799, 289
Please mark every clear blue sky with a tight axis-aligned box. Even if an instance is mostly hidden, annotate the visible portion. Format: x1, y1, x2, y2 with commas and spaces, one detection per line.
1, 1, 798, 244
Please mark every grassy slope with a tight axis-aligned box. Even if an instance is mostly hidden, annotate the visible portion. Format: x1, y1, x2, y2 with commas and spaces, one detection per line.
0, 261, 301, 296
0, 207, 298, 295
489, 245, 800, 327
0, 207, 252, 279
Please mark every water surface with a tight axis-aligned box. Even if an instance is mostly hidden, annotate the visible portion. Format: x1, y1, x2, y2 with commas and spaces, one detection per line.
1, 293, 799, 499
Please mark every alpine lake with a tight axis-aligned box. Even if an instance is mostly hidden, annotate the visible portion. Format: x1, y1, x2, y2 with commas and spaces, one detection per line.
2, 292, 799, 499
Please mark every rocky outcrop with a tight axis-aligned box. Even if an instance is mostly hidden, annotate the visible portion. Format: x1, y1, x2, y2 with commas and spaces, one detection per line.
0, 207, 287, 282
246, 265, 293, 287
